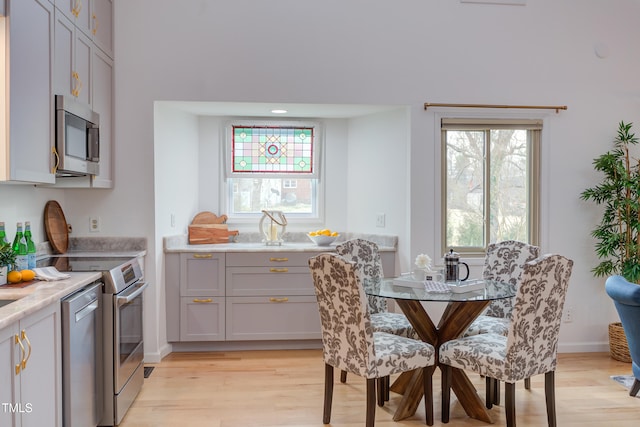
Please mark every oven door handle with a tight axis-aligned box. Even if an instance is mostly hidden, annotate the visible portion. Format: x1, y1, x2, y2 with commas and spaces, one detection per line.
116, 282, 149, 307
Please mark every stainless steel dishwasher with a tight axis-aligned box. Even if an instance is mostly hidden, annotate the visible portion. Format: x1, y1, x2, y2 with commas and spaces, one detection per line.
62, 281, 103, 427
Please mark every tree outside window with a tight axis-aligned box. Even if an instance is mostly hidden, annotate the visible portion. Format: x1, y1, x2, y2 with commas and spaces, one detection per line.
442, 119, 540, 254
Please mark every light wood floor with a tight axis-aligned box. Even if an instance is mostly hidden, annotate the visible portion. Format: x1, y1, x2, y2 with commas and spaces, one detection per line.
120, 350, 639, 427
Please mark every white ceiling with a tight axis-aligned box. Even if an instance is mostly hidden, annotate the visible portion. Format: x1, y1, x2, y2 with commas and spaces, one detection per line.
166, 101, 405, 119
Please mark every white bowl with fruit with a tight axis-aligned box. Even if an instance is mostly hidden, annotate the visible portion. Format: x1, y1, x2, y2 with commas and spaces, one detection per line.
308, 229, 339, 246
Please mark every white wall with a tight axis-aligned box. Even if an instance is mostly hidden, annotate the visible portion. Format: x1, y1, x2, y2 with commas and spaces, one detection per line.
1, 0, 629, 359
0, 185, 66, 245
153, 104, 200, 352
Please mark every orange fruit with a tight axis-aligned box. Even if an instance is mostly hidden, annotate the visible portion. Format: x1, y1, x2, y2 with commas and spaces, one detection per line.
7, 270, 22, 283
20, 270, 35, 281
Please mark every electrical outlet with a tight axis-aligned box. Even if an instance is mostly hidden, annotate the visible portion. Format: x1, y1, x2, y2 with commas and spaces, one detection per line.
376, 213, 386, 228
563, 307, 573, 323
89, 216, 101, 232
170, 213, 176, 228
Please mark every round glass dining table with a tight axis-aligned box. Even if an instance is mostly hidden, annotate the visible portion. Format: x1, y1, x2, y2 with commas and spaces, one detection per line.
363, 278, 516, 423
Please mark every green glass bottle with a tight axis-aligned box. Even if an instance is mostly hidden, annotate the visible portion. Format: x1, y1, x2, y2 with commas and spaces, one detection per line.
24, 221, 36, 269
0, 222, 8, 244
12, 222, 28, 271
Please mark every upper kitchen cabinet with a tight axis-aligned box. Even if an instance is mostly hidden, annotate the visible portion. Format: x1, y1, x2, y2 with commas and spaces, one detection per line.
54, 9, 92, 105
52, 0, 113, 188
55, 0, 112, 58
0, 0, 56, 184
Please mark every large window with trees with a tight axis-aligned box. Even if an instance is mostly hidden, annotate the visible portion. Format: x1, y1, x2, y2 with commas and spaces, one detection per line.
441, 118, 540, 254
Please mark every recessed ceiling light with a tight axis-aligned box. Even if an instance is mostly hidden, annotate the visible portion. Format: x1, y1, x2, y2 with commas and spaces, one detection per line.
271, 109, 288, 114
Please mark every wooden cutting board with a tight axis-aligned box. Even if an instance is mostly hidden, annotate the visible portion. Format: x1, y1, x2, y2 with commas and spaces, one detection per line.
44, 200, 69, 254
191, 212, 227, 224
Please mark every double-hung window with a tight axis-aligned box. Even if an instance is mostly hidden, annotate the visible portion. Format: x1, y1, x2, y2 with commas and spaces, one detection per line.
225, 121, 322, 221
441, 118, 540, 255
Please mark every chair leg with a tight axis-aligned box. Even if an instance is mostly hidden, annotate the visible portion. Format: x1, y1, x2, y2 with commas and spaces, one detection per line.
323, 364, 334, 424
486, 377, 494, 409
545, 371, 557, 427
525, 377, 531, 390
494, 378, 501, 405
384, 375, 390, 401
441, 365, 452, 423
423, 367, 434, 426
366, 378, 376, 427
340, 370, 348, 383
629, 378, 640, 397
505, 382, 516, 427
377, 377, 385, 407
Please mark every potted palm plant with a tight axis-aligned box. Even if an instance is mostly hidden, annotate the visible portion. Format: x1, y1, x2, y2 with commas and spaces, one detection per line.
0, 242, 17, 286
581, 121, 640, 362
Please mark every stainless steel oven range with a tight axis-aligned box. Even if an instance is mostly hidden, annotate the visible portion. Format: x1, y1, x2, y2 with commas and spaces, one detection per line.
45, 256, 148, 426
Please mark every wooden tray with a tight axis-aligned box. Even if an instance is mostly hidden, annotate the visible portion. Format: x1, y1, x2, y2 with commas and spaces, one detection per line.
44, 200, 69, 254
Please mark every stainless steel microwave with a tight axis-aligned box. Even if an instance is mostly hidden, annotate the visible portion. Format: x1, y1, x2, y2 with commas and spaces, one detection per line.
54, 95, 100, 176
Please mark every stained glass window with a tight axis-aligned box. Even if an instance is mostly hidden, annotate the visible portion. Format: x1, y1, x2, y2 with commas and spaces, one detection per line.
232, 126, 314, 174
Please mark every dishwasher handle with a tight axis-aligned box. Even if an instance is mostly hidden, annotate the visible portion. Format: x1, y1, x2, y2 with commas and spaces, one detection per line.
116, 281, 149, 307
75, 300, 99, 323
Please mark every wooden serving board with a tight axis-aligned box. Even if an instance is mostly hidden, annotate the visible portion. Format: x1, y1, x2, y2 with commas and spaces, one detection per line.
192, 212, 227, 224
44, 200, 69, 254
188, 224, 239, 244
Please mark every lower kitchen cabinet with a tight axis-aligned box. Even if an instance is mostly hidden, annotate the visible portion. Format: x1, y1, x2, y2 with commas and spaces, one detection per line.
225, 295, 321, 341
179, 296, 225, 341
0, 303, 62, 427
165, 250, 322, 344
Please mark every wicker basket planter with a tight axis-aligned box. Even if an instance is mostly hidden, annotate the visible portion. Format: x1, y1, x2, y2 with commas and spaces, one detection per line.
609, 322, 632, 362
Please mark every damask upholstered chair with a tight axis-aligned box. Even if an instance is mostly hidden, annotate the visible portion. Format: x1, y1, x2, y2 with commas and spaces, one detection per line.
335, 238, 417, 385
308, 253, 435, 427
439, 254, 573, 427
605, 275, 640, 397
464, 240, 540, 337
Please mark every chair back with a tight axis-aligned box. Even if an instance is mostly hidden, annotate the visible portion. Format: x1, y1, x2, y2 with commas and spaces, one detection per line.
308, 253, 377, 378
504, 254, 573, 380
335, 238, 387, 314
483, 240, 540, 318
605, 275, 640, 379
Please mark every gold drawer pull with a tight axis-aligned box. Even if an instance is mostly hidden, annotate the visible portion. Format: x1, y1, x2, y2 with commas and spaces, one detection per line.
269, 297, 289, 303
193, 254, 213, 259
270, 257, 289, 262
269, 268, 289, 273
193, 298, 213, 303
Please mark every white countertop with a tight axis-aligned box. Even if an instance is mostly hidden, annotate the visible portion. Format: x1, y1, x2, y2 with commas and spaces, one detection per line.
164, 233, 398, 253
0, 272, 102, 330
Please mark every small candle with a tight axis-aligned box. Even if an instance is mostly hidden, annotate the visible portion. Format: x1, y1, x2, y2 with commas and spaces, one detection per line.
270, 223, 278, 241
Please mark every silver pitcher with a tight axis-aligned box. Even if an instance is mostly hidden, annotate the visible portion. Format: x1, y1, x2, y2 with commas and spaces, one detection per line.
444, 249, 469, 282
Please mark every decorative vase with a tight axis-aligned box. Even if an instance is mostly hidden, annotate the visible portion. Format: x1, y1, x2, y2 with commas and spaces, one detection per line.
0, 265, 7, 286
609, 321, 632, 362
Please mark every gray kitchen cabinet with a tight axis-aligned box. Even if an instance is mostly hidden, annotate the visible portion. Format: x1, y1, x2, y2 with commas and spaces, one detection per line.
55, 0, 112, 58
1, 0, 56, 184
166, 253, 226, 342
51, 0, 114, 188
179, 296, 225, 341
0, 302, 62, 427
54, 8, 92, 104
225, 252, 321, 341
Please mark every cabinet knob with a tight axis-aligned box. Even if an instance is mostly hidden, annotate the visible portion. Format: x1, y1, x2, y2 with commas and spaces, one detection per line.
269, 268, 289, 273
269, 297, 289, 303
269, 257, 289, 262
193, 298, 213, 303
193, 254, 213, 259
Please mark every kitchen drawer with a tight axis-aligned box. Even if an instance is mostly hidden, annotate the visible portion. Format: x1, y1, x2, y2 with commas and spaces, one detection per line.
180, 296, 225, 341
226, 296, 321, 341
180, 253, 226, 296
225, 252, 320, 267
226, 267, 314, 296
